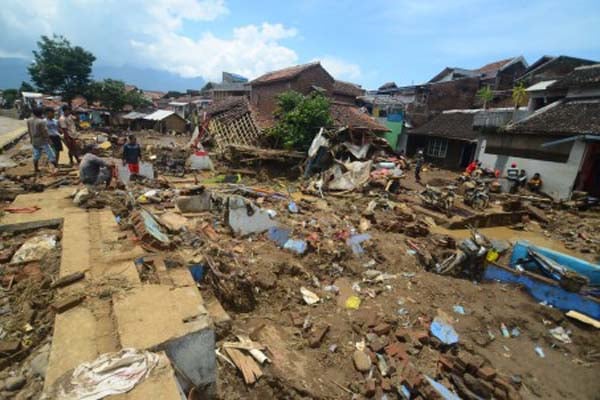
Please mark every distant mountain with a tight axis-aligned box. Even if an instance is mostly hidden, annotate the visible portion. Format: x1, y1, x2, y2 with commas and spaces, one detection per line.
0, 57, 204, 92
93, 65, 204, 92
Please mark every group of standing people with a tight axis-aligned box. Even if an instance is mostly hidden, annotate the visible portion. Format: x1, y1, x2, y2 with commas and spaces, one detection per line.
27, 105, 81, 174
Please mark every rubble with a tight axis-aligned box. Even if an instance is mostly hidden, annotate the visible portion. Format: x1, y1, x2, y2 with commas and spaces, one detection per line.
1, 114, 599, 400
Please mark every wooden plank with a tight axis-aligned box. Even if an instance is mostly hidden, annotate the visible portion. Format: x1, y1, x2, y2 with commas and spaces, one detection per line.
566, 310, 600, 328
225, 348, 257, 384
0, 218, 63, 234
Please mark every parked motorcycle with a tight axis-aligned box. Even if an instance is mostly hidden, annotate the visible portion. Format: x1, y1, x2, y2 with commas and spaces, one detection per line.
419, 185, 457, 215
463, 181, 490, 210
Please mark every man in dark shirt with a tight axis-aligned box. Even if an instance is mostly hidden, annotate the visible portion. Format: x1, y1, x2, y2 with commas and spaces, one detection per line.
415, 149, 424, 183
122, 135, 142, 177
79, 151, 113, 188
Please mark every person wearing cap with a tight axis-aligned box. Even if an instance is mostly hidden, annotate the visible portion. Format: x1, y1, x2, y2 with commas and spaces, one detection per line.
27, 107, 57, 174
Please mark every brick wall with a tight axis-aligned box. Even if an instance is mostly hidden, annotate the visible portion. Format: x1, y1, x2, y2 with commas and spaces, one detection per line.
251, 65, 334, 115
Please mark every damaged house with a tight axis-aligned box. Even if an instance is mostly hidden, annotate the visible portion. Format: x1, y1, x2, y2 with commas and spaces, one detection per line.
250, 62, 336, 115
476, 63, 600, 200
406, 110, 479, 169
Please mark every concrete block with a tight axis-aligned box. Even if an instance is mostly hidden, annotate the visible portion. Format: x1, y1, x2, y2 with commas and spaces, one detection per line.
176, 193, 212, 213
113, 285, 216, 397
227, 196, 277, 236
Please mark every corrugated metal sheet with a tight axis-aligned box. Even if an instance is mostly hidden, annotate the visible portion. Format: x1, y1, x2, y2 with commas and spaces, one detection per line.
526, 80, 557, 92
122, 111, 148, 120
144, 110, 175, 121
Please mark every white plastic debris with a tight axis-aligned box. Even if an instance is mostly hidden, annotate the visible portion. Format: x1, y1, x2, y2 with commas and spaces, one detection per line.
11, 234, 58, 264
300, 287, 320, 305
549, 326, 572, 344
49, 349, 160, 400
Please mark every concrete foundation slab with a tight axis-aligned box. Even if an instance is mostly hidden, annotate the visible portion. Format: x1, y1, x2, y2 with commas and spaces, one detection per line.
113, 285, 216, 395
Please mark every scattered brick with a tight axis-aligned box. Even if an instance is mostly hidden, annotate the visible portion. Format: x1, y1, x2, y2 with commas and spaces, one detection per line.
385, 342, 408, 359
493, 375, 512, 392
369, 338, 386, 353
290, 312, 304, 327
477, 366, 497, 381
410, 330, 430, 345
309, 325, 330, 348
52, 295, 85, 313
373, 323, 392, 335
395, 328, 410, 342
494, 387, 508, 400
364, 378, 376, 397
438, 355, 455, 372
463, 373, 492, 399
381, 378, 392, 392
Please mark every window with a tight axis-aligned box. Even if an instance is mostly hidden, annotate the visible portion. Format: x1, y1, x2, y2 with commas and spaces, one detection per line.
426, 138, 448, 158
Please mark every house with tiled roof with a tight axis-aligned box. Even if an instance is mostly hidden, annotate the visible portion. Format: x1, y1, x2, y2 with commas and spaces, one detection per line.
407, 110, 480, 169
428, 56, 528, 90
332, 80, 365, 104
250, 62, 335, 115
475, 63, 600, 199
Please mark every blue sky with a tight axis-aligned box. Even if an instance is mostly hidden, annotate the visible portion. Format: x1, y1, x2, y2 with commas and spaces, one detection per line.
1, 0, 599, 89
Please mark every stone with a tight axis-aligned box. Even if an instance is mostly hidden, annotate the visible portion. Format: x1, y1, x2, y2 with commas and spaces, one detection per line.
30, 348, 50, 378
5, 376, 26, 391
0, 340, 20, 355
176, 193, 212, 213
353, 350, 372, 372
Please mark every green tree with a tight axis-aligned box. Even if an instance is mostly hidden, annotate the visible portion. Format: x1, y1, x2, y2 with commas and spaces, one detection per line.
19, 81, 35, 93
269, 91, 333, 151
512, 83, 528, 110
86, 79, 150, 112
28, 35, 96, 101
476, 85, 494, 109
1, 89, 18, 108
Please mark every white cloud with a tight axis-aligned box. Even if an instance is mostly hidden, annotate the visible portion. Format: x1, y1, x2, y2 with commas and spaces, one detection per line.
317, 56, 362, 81
0, 0, 300, 83
131, 23, 299, 80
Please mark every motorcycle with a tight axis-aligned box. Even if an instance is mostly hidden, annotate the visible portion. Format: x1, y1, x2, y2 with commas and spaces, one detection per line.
463, 181, 490, 210
419, 185, 457, 215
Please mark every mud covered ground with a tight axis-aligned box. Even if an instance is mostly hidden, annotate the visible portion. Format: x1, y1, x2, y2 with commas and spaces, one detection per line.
1, 132, 599, 399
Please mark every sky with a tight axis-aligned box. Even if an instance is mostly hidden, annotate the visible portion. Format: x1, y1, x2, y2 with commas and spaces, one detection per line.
1, 0, 599, 90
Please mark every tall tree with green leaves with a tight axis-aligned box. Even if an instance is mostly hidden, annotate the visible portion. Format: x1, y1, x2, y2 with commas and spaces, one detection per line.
476, 85, 494, 109
269, 91, 333, 151
512, 83, 528, 110
86, 79, 150, 112
28, 35, 96, 101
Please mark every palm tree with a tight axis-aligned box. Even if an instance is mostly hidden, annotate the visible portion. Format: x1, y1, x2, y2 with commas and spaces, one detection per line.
477, 85, 494, 109
512, 83, 528, 111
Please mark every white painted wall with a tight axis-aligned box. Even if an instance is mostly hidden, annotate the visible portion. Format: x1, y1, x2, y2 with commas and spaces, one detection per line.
476, 138, 586, 200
